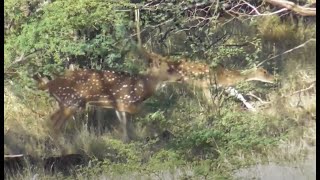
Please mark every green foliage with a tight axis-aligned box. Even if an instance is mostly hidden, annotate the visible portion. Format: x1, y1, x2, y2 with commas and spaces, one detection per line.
4, 0, 316, 179
147, 149, 186, 172
5, 0, 134, 82
210, 46, 246, 66
168, 104, 287, 162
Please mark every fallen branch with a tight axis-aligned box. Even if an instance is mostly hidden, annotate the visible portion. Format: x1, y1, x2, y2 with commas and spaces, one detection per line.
265, 0, 316, 16
4, 154, 24, 158
247, 92, 271, 105
226, 0, 315, 17
226, 1, 288, 17
225, 87, 256, 112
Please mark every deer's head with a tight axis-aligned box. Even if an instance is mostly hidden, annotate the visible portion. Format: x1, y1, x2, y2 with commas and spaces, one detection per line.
146, 58, 184, 83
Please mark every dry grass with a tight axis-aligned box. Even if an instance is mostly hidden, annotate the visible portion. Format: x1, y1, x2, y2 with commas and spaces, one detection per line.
4, 87, 53, 156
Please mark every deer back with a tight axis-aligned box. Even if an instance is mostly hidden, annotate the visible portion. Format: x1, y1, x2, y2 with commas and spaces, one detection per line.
43, 65, 182, 112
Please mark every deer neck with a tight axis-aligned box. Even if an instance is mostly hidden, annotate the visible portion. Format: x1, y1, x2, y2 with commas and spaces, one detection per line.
228, 73, 248, 83
242, 70, 262, 82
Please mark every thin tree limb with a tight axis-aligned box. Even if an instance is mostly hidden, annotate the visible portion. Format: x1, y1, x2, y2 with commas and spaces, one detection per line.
290, 82, 316, 96
247, 92, 271, 104
257, 39, 316, 67
135, 5, 142, 47
7, 49, 43, 68
265, 0, 316, 16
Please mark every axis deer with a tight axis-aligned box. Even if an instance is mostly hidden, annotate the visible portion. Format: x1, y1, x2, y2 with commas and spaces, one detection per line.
175, 61, 275, 111
174, 60, 275, 87
33, 53, 183, 142
141, 52, 275, 110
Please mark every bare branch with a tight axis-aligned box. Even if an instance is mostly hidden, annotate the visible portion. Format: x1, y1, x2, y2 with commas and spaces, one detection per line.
8, 49, 44, 67
4, 154, 24, 158
226, 0, 316, 17
290, 81, 316, 96
257, 39, 316, 67
13, 53, 25, 64
247, 92, 271, 104
225, 87, 257, 112
265, 0, 316, 16
135, 5, 142, 47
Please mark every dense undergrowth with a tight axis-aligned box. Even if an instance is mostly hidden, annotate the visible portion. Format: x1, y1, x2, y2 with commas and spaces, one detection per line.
5, 55, 316, 178
4, 0, 316, 179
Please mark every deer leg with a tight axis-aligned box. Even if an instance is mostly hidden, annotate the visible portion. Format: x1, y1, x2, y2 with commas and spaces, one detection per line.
51, 107, 77, 130
61, 107, 78, 128
88, 102, 135, 142
50, 109, 64, 130
115, 110, 130, 143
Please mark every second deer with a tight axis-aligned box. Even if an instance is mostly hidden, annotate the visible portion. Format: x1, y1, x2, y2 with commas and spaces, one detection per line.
33, 51, 183, 142
145, 53, 275, 110
176, 61, 275, 111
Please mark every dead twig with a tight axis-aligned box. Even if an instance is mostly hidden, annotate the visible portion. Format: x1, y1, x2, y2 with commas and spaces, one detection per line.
290, 82, 316, 96
247, 92, 271, 104
257, 39, 316, 67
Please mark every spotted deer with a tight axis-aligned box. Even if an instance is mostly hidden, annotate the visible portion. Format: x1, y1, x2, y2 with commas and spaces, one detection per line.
143, 53, 275, 110
176, 61, 275, 110
33, 52, 183, 142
